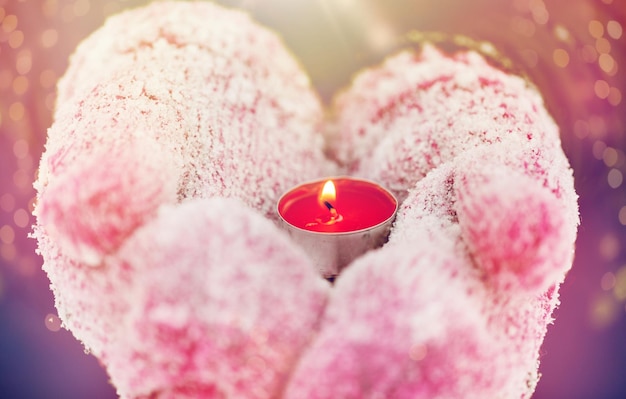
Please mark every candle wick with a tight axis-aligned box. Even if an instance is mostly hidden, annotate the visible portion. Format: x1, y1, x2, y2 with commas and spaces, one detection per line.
324, 201, 340, 220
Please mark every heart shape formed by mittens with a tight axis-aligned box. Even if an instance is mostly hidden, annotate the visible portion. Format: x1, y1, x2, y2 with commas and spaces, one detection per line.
33, 2, 579, 399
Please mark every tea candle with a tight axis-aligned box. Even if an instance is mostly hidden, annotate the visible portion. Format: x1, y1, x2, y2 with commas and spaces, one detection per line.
277, 177, 398, 278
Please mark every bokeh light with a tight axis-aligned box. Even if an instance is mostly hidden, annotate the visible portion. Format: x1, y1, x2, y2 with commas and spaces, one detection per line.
0, 1, 624, 398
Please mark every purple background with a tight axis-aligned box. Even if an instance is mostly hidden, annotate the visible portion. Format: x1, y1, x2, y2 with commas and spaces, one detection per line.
1, 0, 624, 398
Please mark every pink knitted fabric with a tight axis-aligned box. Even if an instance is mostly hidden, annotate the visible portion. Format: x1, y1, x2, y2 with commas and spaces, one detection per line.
33, 2, 579, 399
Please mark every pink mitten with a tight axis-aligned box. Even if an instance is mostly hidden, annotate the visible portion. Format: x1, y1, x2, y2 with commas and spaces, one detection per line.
34, 2, 330, 397
286, 47, 578, 398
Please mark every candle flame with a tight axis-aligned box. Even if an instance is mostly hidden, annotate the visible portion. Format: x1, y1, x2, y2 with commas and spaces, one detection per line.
306, 179, 343, 228
320, 180, 337, 204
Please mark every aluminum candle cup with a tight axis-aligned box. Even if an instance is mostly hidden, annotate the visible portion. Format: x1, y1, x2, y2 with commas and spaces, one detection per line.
277, 177, 398, 278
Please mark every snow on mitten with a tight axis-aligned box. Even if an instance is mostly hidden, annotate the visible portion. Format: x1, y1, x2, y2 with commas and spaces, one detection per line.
330, 45, 567, 203
453, 141, 578, 293
35, 1, 329, 267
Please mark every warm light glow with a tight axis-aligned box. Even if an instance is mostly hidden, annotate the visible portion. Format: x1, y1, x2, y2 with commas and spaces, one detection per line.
320, 180, 337, 205
607, 20, 623, 40
553, 48, 570, 67
308, 179, 343, 226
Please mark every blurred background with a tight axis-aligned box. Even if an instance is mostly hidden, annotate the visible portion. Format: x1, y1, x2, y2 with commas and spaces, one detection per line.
0, 0, 624, 397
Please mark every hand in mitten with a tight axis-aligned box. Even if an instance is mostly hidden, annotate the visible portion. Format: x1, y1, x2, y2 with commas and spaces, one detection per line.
283, 47, 578, 399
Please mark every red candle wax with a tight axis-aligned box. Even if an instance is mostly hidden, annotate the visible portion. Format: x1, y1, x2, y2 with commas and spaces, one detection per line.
277, 177, 397, 233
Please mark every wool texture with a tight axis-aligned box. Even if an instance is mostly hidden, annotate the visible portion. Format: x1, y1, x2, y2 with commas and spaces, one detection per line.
33, 2, 578, 398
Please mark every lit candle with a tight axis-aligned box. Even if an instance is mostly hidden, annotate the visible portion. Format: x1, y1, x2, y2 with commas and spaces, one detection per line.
277, 177, 398, 278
